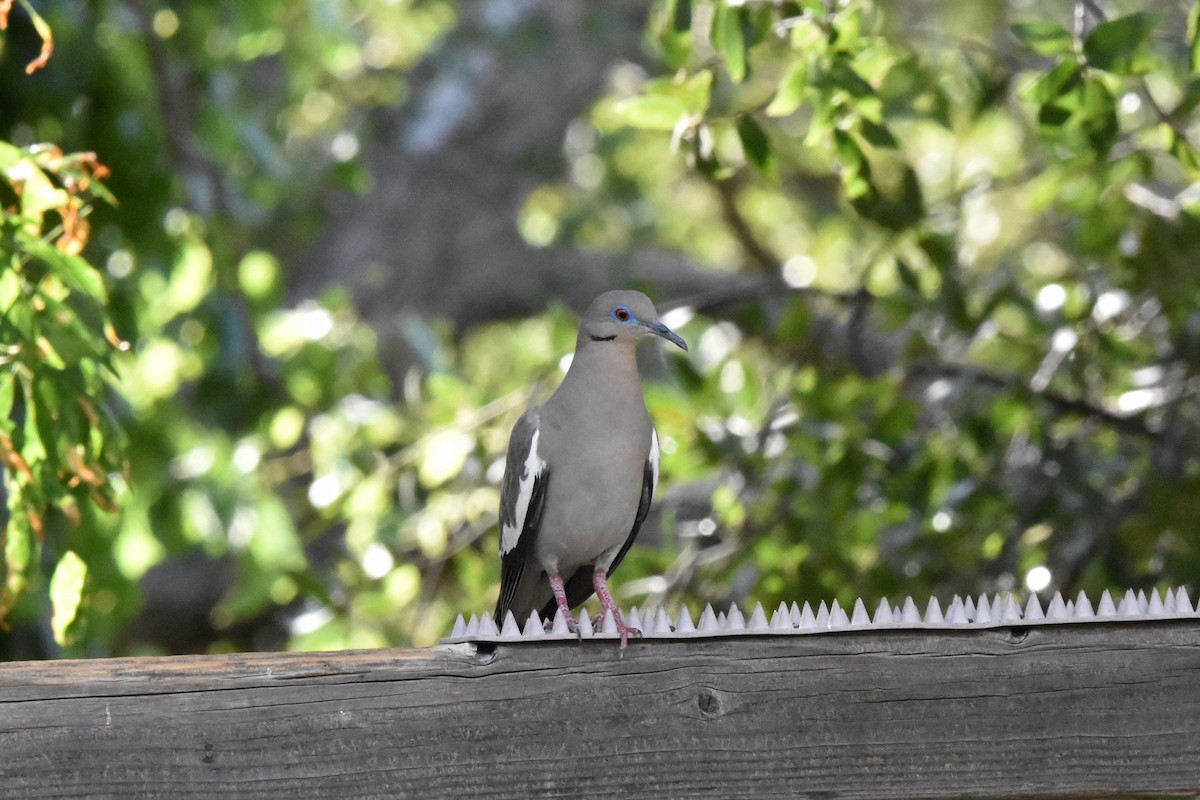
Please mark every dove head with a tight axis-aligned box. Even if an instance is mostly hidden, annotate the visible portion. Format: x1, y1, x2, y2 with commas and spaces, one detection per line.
578, 290, 688, 352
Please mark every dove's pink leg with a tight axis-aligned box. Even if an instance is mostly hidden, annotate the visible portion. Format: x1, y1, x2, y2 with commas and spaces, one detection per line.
593, 568, 639, 649
547, 574, 578, 633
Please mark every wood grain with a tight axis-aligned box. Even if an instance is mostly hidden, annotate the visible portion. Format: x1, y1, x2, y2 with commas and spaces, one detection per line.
2, 622, 1199, 799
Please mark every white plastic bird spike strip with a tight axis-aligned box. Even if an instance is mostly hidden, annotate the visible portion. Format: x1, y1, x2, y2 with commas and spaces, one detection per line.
443, 587, 1198, 644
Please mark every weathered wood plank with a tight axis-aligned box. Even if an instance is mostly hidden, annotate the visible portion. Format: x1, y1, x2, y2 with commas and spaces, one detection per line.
2, 622, 1199, 799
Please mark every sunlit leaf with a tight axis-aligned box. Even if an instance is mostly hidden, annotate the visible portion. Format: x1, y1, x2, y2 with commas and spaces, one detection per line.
1011, 20, 1074, 57
21, 235, 108, 302
613, 95, 687, 132
1026, 59, 1082, 104
49, 551, 87, 645
713, 4, 747, 83
0, 512, 34, 623
766, 60, 809, 118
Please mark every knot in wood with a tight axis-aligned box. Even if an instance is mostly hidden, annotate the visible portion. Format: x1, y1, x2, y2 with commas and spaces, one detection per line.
697, 688, 723, 718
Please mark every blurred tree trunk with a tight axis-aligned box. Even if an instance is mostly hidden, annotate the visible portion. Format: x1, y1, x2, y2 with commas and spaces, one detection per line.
293, 0, 742, 342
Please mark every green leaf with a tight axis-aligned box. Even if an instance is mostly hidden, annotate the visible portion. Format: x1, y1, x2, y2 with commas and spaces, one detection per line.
714, 4, 747, 84
9, 157, 68, 222
1083, 12, 1159, 75
20, 234, 108, 303
895, 257, 922, 294
613, 95, 688, 131
1079, 76, 1118, 151
0, 376, 13, 421
1167, 125, 1200, 173
679, 69, 713, 115
833, 128, 864, 169
0, 512, 34, 623
51, 250, 109, 304
0, 141, 21, 171
671, 0, 692, 32
50, 550, 88, 646
1011, 20, 1074, 57
859, 119, 898, 148
1189, 2, 1200, 73
1027, 59, 1083, 104
828, 55, 874, 98
736, 115, 773, 175
766, 60, 809, 117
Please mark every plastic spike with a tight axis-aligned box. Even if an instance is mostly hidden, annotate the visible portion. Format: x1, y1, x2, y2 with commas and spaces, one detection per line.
992, 594, 1003, 614
1137, 588, 1149, 613
628, 606, 643, 633
1066, 600, 1075, 615
466, 614, 481, 637
577, 610, 594, 638
698, 604, 720, 632
799, 602, 818, 630
677, 605, 696, 633
717, 611, 728, 628
873, 598, 893, 625
551, 608, 572, 635
1074, 591, 1095, 618
790, 601, 802, 625
1045, 592, 1067, 619
522, 611, 543, 637
1164, 588, 1177, 614
964, 595, 976, 621
450, 614, 467, 638
500, 611, 522, 637
640, 606, 659, 636
946, 596, 968, 624
600, 609, 618, 635
1176, 587, 1193, 614
770, 603, 793, 631
974, 596, 993, 624
924, 596, 943, 624
748, 603, 770, 631
900, 597, 921, 624
1116, 590, 1139, 618
654, 606, 672, 635
479, 614, 499, 637
1001, 594, 1023, 622
1097, 589, 1117, 617
1024, 594, 1044, 621
726, 603, 746, 630
829, 599, 850, 628
851, 598, 871, 626
1148, 589, 1165, 616
816, 601, 831, 629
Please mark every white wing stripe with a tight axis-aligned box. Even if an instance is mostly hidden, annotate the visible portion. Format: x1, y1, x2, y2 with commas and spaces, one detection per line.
649, 428, 660, 494
501, 426, 544, 554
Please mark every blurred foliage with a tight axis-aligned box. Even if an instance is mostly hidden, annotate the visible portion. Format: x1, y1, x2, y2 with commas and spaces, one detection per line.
2, 0, 1200, 659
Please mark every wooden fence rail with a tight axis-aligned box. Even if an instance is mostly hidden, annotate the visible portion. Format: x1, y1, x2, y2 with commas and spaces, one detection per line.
2, 620, 1199, 799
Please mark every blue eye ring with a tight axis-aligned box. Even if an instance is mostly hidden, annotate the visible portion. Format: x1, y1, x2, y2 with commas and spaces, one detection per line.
611, 305, 633, 322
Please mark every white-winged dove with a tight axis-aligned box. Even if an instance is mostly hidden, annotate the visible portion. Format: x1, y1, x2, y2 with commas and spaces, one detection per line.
494, 290, 687, 647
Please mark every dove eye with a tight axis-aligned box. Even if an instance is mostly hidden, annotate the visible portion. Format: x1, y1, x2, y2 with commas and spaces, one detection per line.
612, 306, 632, 322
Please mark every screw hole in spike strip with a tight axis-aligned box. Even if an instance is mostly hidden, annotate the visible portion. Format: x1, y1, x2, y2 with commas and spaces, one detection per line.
440, 587, 1200, 644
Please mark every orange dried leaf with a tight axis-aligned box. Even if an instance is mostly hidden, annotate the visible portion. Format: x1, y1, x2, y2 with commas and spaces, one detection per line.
0, 431, 35, 484
20, 0, 53, 74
